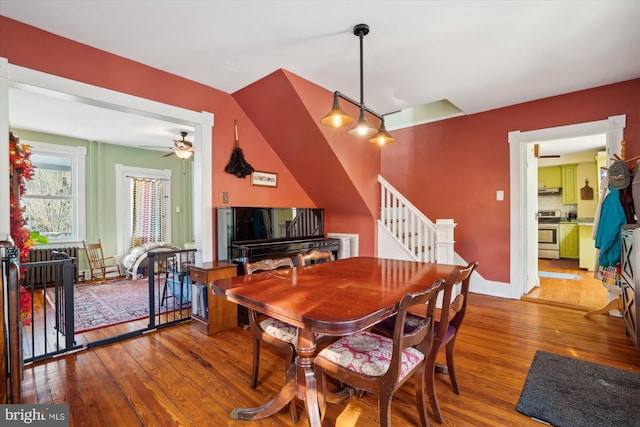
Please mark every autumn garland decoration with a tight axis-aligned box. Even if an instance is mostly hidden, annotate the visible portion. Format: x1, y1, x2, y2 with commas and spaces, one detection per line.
9, 132, 35, 326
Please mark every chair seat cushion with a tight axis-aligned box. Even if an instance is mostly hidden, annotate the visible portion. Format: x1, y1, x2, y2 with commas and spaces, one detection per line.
260, 318, 298, 344
316, 331, 425, 380
376, 312, 425, 335
376, 314, 456, 342
260, 318, 326, 345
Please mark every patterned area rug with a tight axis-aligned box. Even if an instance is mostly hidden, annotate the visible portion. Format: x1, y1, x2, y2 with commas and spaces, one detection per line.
45, 278, 185, 333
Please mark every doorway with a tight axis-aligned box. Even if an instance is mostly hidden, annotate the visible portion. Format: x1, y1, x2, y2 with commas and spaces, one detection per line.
507, 115, 626, 302
526, 134, 606, 309
0, 57, 214, 263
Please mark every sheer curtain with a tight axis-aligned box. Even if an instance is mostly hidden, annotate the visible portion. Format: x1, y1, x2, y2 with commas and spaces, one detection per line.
131, 177, 165, 247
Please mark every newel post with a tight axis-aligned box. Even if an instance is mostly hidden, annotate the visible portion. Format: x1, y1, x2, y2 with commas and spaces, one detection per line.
435, 219, 456, 264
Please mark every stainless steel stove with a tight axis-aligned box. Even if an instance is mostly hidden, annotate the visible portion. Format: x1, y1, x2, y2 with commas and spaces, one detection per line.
538, 210, 561, 259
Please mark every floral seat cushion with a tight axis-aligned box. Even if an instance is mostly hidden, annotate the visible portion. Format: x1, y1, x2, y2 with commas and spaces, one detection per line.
316, 331, 425, 380
260, 318, 325, 345
377, 313, 456, 342
260, 318, 298, 344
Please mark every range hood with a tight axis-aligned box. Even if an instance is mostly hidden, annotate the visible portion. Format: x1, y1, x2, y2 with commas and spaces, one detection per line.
538, 188, 561, 195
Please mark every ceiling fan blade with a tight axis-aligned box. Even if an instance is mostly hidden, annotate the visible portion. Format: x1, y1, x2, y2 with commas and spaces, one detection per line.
540, 155, 561, 158
162, 151, 174, 158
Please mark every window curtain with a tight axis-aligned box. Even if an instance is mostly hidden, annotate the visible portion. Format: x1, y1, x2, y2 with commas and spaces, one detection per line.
131, 178, 165, 247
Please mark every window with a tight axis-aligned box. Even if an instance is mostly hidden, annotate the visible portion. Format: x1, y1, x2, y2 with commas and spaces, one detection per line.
130, 177, 166, 246
22, 141, 86, 244
115, 165, 171, 257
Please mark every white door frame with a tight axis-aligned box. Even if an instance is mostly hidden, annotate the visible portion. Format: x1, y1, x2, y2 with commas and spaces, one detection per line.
508, 115, 626, 299
0, 57, 214, 263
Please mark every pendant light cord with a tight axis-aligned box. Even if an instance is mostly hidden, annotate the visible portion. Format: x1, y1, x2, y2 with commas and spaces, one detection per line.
358, 28, 364, 108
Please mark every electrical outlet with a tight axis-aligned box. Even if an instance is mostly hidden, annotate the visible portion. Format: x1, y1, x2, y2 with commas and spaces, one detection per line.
222, 192, 229, 203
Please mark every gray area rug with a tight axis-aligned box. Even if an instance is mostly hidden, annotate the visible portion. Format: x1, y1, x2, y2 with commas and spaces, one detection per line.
516, 350, 640, 427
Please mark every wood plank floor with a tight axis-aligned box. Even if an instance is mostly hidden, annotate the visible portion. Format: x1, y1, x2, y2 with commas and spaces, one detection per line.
20, 291, 639, 427
523, 258, 607, 311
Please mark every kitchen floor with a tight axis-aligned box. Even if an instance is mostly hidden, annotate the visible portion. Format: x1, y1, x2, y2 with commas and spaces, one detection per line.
523, 258, 607, 312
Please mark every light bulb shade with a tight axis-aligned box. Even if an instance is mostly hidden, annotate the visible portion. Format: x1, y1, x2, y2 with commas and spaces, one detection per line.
369, 119, 395, 145
320, 94, 354, 128
174, 148, 193, 159
348, 109, 377, 137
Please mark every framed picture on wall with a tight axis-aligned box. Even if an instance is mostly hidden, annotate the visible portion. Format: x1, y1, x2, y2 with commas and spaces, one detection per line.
251, 171, 278, 187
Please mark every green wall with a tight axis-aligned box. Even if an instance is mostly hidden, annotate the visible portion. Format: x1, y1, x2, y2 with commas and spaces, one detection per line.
11, 128, 194, 269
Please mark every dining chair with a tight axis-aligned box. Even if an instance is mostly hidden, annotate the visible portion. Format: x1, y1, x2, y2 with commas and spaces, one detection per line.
243, 257, 299, 422
372, 261, 478, 424
82, 239, 124, 283
297, 249, 333, 266
314, 276, 447, 427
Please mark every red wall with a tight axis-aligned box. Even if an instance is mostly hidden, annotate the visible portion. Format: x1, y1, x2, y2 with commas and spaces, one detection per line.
232, 69, 382, 255
3, 16, 638, 278
0, 17, 318, 257
382, 79, 640, 282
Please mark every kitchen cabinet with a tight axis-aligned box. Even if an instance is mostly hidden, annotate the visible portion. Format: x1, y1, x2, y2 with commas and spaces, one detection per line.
561, 164, 578, 204
538, 166, 562, 189
559, 222, 579, 259
578, 224, 595, 271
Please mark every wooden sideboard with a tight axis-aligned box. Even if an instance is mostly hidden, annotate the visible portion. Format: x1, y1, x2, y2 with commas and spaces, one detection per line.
189, 261, 238, 335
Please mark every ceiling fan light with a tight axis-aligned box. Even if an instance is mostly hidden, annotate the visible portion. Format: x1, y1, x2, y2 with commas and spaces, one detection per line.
174, 148, 193, 159
320, 93, 354, 128
348, 109, 377, 137
369, 118, 395, 145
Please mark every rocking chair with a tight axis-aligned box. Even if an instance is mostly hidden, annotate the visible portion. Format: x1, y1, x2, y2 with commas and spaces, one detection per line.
83, 239, 124, 283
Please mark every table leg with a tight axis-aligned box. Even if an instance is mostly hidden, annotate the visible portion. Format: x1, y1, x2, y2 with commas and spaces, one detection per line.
229, 327, 322, 426
230, 362, 297, 420
297, 329, 322, 427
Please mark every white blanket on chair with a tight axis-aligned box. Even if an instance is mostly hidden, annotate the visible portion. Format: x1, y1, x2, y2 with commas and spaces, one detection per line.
123, 242, 181, 279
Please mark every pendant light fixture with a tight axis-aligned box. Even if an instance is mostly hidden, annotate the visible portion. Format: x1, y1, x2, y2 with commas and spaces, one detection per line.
320, 23, 395, 145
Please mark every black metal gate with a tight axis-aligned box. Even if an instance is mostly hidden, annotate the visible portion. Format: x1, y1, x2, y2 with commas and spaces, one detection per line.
6, 247, 195, 365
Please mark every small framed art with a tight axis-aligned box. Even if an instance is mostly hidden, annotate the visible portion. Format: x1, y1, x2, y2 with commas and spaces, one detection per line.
251, 171, 278, 187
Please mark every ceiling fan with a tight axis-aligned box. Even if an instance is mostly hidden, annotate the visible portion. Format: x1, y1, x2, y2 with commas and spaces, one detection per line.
162, 131, 194, 159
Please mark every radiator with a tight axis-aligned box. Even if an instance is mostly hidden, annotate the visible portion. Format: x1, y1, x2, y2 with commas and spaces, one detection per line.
24, 247, 79, 286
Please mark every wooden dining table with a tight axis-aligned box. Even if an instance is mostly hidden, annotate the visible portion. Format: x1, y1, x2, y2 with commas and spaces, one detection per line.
210, 256, 461, 427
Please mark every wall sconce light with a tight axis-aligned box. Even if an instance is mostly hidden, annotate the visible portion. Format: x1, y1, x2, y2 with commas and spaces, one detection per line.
320, 24, 395, 146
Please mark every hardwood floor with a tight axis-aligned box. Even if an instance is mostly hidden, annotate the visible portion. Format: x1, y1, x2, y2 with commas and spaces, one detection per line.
20, 292, 639, 426
523, 258, 607, 312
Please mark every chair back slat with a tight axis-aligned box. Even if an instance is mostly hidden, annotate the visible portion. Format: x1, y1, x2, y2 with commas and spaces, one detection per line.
244, 257, 294, 275
297, 249, 333, 266
382, 277, 445, 383
434, 261, 477, 345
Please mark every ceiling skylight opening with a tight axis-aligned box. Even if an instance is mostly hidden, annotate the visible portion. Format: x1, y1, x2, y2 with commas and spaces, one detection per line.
384, 99, 465, 131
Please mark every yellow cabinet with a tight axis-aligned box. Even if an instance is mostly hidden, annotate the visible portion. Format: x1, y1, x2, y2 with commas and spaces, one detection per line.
561, 164, 578, 204
579, 224, 595, 271
559, 223, 579, 259
538, 166, 562, 189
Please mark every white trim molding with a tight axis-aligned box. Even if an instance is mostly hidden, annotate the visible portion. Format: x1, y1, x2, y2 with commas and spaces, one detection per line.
1, 57, 214, 262
508, 115, 626, 299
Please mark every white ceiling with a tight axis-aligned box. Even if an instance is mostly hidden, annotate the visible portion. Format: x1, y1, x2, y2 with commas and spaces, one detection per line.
2, 0, 639, 153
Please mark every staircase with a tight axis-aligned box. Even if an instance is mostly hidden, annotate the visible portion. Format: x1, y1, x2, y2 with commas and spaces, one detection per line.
378, 175, 456, 263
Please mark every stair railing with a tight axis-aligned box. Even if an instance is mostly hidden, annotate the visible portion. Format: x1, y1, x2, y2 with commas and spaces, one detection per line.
378, 175, 456, 263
